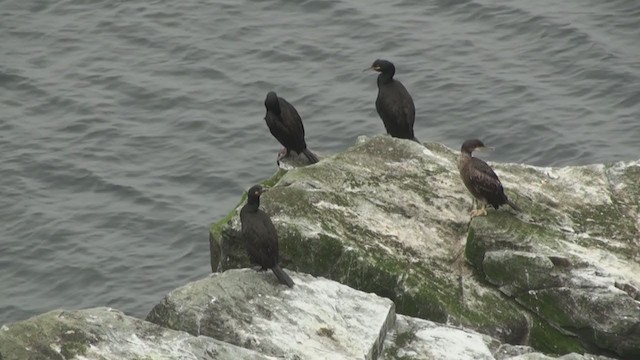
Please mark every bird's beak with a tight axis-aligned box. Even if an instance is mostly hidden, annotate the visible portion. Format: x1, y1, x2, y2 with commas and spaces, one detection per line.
260, 187, 270, 194
362, 66, 373, 72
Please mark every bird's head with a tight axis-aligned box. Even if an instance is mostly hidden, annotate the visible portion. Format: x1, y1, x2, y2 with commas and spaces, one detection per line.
264, 91, 281, 114
365, 59, 395, 75
247, 184, 268, 200
461, 139, 494, 154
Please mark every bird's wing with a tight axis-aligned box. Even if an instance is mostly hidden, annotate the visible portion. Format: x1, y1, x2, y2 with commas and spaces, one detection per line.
469, 157, 504, 198
393, 82, 415, 127
279, 98, 305, 138
258, 210, 280, 263
240, 209, 280, 267
376, 82, 415, 132
265, 112, 294, 146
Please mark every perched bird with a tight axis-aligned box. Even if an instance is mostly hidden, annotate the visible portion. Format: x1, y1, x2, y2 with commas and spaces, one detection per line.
366, 59, 419, 142
239, 184, 294, 288
264, 91, 319, 164
457, 139, 521, 217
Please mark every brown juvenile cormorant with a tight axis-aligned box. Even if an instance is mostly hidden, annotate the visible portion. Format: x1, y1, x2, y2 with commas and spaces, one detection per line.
366, 59, 419, 143
457, 139, 521, 217
264, 91, 319, 164
239, 184, 294, 288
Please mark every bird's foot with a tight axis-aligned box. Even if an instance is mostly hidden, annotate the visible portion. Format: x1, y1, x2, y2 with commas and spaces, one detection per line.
276, 148, 290, 165
470, 208, 487, 217
277, 148, 289, 160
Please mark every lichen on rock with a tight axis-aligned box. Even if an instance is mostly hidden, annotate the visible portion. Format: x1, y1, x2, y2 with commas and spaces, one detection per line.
209, 135, 640, 355
0, 307, 271, 360
467, 159, 640, 358
147, 269, 395, 360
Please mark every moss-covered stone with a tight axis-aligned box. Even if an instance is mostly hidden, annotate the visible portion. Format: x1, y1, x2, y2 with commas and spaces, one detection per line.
0, 308, 271, 360
483, 251, 558, 295
147, 269, 396, 360
468, 160, 640, 357
209, 137, 563, 350
210, 136, 639, 358
0, 310, 96, 360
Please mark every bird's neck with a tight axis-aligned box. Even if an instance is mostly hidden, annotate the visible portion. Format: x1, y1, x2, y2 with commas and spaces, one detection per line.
245, 197, 260, 212
457, 152, 471, 171
377, 72, 394, 86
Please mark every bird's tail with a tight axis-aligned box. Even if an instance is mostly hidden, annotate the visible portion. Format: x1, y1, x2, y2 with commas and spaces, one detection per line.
271, 265, 294, 288
411, 136, 421, 144
507, 199, 522, 212
302, 148, 319, 164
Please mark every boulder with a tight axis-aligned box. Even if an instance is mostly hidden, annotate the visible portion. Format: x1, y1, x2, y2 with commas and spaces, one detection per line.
146, 268, 395, 360
466, 162, 640, 358
381, 315, 615, 360
1, 270, 617, 360
0, 307, 271, 360
210, 135, 640, 356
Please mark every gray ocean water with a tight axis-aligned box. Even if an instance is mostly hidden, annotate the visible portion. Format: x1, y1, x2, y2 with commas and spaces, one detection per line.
1, 0, 639, 326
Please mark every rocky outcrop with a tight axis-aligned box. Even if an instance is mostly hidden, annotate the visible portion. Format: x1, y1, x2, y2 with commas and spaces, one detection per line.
0, 307, 271, 360
381, 315, 614, 360
147, 269, 395, 360
2, 136, 637, 359
210, 135, 640, 357
0, 269, 618, 360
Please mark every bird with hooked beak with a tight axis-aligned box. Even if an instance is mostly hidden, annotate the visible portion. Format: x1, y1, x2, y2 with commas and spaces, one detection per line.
239, 184, 294, 287
365, 59, 419, 143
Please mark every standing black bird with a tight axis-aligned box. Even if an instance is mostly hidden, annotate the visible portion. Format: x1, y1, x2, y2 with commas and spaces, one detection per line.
366, 59, 419, 142
239, 184, 294, 288
457, 139, 521, 217
264, 91, 319, 164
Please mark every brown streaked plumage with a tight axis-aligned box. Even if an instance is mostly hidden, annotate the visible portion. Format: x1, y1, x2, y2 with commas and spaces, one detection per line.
457, 139, 521, 217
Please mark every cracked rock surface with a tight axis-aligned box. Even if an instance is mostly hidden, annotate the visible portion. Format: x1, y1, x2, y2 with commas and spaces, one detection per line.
147, 269, 395, 360
0, 307, 271, 360
210, 135, 640, 357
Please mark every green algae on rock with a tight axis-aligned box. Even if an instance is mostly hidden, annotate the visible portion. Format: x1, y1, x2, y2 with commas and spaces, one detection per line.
467, 159, 640, 358
147, 269, 395, 360
0, 307, 271, 360
209, 135, 602, 353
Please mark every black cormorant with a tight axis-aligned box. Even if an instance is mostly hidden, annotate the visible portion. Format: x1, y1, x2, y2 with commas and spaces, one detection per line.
457, 139, 521, 217
264, 91, 319, 164
239, 184, 294, 287
366, 59, 419, 142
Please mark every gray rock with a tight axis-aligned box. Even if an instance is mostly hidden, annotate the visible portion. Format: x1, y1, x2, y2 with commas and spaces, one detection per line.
147, 268, 395, 360
0, 307, 272, 360
210, 135, 640, 357
380, 314, 496, 360
0, 269, 618, 360
381, 315, 616, 360
467, 161, 640, 358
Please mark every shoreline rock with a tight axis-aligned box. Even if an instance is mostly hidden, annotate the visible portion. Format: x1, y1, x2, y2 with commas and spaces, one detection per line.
210, 135, 639, 357
2, 136, 637, 359
0, 269, 618, 360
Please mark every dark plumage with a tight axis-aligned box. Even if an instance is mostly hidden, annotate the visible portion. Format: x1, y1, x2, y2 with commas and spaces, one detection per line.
264, 91, 319, 164
239, 184, 294, 287
457, 139, 521, 217
367, 59, 419, 143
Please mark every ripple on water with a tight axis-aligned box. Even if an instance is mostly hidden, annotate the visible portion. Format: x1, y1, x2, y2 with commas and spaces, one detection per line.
1, 0, 639, 325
